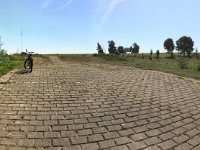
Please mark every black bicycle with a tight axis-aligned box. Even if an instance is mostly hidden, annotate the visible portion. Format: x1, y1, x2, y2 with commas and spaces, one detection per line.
24, 50, 34, 73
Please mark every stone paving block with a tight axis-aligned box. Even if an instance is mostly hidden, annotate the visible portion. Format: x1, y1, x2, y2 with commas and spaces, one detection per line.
145, 129, 161, 137
110, 145, 129, 150
81, 143, 99, 150
8, 147, 26, 150
36, 126, 51, 132
185, 128, 200, 137
44, 147, 62, 150
187, 135, 200, 146
88, 134, 104, 142
118, 128, 134, 136
115, 137, 132, 145
173, 134, 189, 143
144, 137, 162, 146
63, 145, 81, 150
99, 139, 116, 149
172, 127, 187, 135
0, 138, 17, 146
44, 132, 60, 138
53, 138, 71, 146
83, 123, 98, 128
52, 125, 67, 131
18, 139, 35, 147
143, 145, 161, 150
27, 132, 43, 139
128, 141, 147, 150
0, 146, 6, 150
103, 132, 120, 139
158, 140, 177, 149
92, 127, 108, 134
107, 125, 122, 132
35, 139, 51, 147
78, 129, 93, 136
130, 133, 148, 141
70, 136, 88, 144
68, 124, 83, 130
192, 145, 200, 150
133, 125, 148, 133
174, 143, 193, 150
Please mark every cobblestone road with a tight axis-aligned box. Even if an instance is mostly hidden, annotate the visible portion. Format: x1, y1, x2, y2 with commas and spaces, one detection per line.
0, 56, 200, 150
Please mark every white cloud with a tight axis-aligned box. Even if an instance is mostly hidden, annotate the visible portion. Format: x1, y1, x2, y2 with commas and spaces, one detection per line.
96, 0, 127, 31
56, 0, 75, 10
41, 0, 53, 9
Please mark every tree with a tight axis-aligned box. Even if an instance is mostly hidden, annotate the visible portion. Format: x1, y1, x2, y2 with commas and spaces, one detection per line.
129, 46, 133, 53
156, 50, 160, 59
108, 40, 116, 54
149, 49, 153, 60
176, 36, 194, 57
0, 49, 7, 64
117, 46, 124, 54
0, 49, 7, 56
164, 38, 175, 59
131, 43, 140, 53
97, 43, 104, 54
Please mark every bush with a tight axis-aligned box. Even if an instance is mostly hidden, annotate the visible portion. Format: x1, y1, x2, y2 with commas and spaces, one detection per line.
178, 60, 188, 69
8, 54, 24, 61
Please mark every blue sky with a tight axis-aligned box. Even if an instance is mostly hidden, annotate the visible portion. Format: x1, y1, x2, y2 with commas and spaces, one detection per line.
0, 0, 200, 54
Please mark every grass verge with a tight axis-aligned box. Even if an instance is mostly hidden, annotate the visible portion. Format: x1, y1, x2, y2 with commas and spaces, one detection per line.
0, 61, 23, 77
59, 54, 200, 80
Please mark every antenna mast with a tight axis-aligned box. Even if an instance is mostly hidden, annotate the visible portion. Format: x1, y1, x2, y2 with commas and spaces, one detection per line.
21, 30, 23, 52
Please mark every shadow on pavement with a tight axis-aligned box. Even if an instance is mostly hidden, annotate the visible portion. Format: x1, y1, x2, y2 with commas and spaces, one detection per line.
17, 69, 31, 74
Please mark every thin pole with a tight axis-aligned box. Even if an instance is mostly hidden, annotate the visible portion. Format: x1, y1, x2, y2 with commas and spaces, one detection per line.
21, 30, 23, 52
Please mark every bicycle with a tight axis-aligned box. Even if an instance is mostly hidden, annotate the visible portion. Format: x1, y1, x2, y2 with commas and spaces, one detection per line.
24, 49, 34, 73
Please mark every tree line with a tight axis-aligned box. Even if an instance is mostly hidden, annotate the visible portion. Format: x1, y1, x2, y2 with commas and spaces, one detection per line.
97, 35, 197, 58
164, 36, 194, 58
97, 41, 140, 55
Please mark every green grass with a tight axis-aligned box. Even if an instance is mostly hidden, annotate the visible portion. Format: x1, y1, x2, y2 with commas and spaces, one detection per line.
59, 53, 200, 80
58, 54, 107, 63
0, 54, 24, 77
126, 58, 200, 79
0, 61, 23, 77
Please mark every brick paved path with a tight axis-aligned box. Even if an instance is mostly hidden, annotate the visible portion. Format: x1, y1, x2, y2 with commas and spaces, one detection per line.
0, 56, 200, 150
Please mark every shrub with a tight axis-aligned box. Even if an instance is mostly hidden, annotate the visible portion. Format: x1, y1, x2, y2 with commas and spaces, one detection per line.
178, 59, 188, 69
156, 50, 160, 59
9, 54, 24, 61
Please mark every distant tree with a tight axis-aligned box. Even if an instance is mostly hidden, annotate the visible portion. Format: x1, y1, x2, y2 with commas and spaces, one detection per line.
164, 38, 175, 59
156, 50, 160, 59
141, 53, 144, 59
0, 49, 7, 64
118, 46, 124, 54
108, 40, 116, 54
0, 49, 7, 56
176, 36, 194, 57
195, 48, 199, 59
131, 43, 140, 53
150, 49, 153, 55
97, 43, 104, 54
149, 49, 153, 60
129, 46, 133, 53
